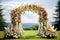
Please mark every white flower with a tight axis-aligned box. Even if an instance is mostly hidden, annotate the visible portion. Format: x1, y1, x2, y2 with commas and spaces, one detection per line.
13, 35, 18, 38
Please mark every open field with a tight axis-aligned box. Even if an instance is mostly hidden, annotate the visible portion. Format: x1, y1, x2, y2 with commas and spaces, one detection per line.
0, 30, 60, 40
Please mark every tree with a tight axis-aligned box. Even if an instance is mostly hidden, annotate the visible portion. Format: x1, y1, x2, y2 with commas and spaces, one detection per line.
0, 5, 5, 31
54, 0, 60, 30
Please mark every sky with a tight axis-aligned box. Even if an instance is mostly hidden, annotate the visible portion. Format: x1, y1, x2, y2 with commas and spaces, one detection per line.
0, 0, 58, 23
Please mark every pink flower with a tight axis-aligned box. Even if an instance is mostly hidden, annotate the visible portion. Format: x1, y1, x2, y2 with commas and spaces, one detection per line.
8, 24, 13, 32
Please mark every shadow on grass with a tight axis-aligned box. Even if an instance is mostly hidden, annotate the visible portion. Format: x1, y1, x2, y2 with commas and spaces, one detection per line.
0, 35, 57, 40
20, 35, 57, 39
41, 37, 57, 39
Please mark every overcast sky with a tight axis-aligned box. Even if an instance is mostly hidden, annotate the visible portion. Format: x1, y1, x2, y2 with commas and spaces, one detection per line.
0, 0, 58, 23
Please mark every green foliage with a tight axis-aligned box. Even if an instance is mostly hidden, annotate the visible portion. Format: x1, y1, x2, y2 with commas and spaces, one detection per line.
0, 5, 5, 31
54, 0, 60, 30
24, 25, 38, 30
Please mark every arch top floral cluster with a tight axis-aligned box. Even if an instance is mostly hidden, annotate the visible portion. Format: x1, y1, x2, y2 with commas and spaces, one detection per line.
11, 4, 48, 24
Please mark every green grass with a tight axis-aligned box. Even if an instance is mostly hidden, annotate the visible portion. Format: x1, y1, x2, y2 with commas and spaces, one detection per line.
0, 30, 60, 40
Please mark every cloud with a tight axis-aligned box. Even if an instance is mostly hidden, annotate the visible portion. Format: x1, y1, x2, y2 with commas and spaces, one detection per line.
21, 11, 39, 23
45, 8, 56, 22
0, 1, 56, 23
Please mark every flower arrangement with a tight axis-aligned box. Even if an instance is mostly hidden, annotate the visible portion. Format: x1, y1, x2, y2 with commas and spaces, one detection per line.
4, 4, 57, 39
4, 24, 20, 38
43, 23, 57, 38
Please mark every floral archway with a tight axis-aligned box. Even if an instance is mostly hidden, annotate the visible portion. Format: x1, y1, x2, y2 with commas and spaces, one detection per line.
4, 4, 56, 38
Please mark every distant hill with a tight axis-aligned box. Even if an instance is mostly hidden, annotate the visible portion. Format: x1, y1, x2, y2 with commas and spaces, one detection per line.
4, 22, 56, 27
4, 22, 57, 30
22, 23, 39, 28
4, 22, 10, 27
4, 22, 39, 28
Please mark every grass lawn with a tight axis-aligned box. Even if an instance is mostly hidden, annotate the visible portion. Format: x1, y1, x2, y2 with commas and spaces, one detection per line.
0, 30, 60, 40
